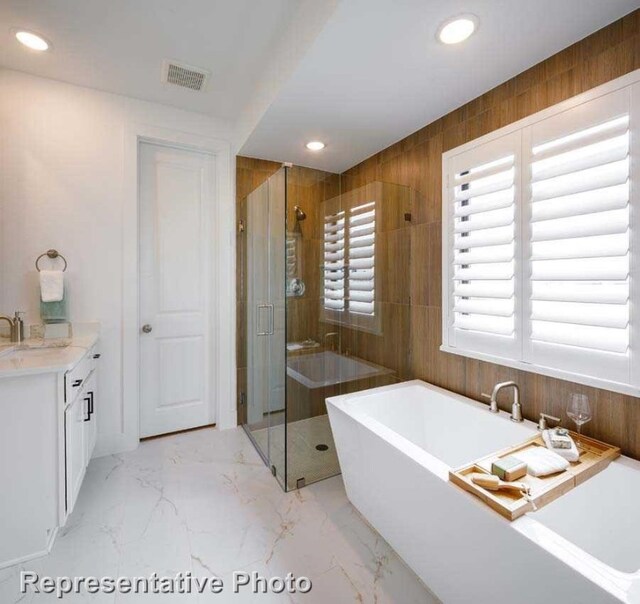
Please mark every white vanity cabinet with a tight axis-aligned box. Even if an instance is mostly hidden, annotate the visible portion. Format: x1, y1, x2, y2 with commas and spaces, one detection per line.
0, 333, 100, 569
64, 347, 99, 515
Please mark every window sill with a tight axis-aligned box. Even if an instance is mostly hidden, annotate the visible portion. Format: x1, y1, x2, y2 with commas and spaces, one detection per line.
439, 345, 640, 399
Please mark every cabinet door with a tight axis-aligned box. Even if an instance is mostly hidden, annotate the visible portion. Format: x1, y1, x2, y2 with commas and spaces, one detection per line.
65, 393, 88, 514
84, 372, 98, 463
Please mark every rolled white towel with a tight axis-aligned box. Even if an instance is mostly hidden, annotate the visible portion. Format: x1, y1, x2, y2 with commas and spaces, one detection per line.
542, 429, 580, 462
40, 270, 64, 302
513, 446, 569, 477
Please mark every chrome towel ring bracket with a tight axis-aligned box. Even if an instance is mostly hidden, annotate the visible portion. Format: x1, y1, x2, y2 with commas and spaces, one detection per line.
35, 249, 68, 272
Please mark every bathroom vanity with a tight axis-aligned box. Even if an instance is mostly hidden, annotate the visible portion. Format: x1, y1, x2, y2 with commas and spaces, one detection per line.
0, 325, 100, 569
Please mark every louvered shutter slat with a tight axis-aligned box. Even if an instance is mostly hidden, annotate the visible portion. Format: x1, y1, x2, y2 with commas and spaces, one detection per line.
531, 233, 629, 261
531, 183, 628, 222
453, 226, 514, 249
454, 315, 514, 336
531, 322, 628, 354
531, 282, 628, 305
454, 187, 514, 217
532, 115, 629, 159
531, 158, 629, 202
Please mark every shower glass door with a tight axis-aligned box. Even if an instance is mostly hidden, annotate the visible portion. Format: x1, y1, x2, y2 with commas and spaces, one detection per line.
245, 167, 287, 489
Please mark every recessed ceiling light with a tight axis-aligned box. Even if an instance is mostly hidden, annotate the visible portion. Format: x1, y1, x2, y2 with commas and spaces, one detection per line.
15, 30, 50, 51
306, 141, 325, 151
437, 15, 478, 45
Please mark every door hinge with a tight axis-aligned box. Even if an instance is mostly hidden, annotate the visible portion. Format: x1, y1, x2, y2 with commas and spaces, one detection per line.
239, 392, 246, 406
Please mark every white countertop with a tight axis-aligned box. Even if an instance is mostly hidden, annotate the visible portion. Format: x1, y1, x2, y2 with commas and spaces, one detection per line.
0, 324, 99, 378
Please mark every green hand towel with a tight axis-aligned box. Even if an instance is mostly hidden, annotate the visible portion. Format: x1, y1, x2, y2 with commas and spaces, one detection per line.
40, 295, 67, 324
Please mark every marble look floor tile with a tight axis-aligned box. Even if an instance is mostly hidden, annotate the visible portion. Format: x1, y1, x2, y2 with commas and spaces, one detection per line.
0, 562, 40, 604
6, 427, 437, 604
290, 565, 362, 604
192, 562, 295, 604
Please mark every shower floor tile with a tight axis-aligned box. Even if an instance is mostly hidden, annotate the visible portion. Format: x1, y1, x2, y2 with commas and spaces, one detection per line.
251, 415, 341, 490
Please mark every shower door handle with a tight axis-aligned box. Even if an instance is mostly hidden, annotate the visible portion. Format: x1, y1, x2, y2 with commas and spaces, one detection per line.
256, 304, 274, 336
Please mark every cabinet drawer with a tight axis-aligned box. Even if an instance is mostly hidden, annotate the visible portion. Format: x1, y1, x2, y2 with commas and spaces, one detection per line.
64, 355, 91, 403
89, 344, 101, 372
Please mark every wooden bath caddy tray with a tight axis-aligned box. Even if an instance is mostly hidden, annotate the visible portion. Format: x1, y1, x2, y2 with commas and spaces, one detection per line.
449, 432, 620, 521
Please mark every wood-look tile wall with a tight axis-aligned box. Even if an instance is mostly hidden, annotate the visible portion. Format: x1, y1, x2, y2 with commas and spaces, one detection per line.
340, 10, 640, 459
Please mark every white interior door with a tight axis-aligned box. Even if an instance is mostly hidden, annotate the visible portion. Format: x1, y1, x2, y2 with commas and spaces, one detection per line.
139, 142, 215, 438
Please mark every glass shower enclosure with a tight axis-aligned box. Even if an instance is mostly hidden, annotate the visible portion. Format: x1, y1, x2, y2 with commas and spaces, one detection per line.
242, 168, 287, 489
239, 165, 410, 490
240, 165, 345, 491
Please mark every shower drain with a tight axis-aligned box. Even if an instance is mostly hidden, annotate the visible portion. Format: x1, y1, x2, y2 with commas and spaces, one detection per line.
315, 444, 329, 451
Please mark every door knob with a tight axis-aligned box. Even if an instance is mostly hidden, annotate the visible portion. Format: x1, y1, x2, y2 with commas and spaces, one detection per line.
142, 324, 153, 334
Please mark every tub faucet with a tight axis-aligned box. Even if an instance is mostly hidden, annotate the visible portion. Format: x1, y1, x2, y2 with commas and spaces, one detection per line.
324, 332, 339, 352
0, 311, 24, 344
482, 381, 523, 422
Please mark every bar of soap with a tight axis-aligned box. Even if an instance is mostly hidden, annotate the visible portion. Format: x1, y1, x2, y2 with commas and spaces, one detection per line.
491, 456, 527, 481
549, 429, 572, 450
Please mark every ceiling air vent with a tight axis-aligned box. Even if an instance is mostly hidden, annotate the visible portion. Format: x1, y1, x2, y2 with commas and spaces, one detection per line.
162, 60, 210, 92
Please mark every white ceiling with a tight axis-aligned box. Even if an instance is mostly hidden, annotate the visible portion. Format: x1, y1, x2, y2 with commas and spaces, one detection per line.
1, 0, 637, 171
0, 0, 301, 121
240, 0, 640, 173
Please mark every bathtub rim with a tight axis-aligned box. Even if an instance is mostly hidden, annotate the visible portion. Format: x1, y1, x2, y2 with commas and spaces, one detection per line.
326, 379, 640, 602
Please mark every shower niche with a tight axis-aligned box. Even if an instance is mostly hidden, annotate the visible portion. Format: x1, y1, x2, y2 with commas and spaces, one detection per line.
238, 162, 412, 490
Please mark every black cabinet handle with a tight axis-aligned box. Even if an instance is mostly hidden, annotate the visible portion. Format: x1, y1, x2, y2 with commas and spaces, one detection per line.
88, 391, 94, 417
83, 397, 91, 422
72, 379, 83, 387
93, 354, 101, 359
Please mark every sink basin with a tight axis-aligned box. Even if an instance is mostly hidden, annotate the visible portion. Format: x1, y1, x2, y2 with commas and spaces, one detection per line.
4, 349, 62, 362
17, 342, 71, 351
13, 348, 67, 357
0, 343, 72, 362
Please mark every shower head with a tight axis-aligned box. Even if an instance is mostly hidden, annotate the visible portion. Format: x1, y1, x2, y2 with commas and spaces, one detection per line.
294, 206, 307, 221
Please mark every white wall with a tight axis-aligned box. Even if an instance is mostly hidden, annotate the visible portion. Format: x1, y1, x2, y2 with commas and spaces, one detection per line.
0, 68, 235, 456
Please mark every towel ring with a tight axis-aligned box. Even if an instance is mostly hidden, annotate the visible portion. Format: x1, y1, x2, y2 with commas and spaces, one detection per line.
35, 249, 68, 272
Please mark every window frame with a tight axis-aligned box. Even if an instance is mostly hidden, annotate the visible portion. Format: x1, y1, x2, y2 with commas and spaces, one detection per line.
441, 69, 640, 397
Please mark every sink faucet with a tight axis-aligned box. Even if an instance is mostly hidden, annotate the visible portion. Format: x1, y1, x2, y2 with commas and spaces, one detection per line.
482, 381, 523, 422
323, 332, 339, 352
0, 311, 24, 344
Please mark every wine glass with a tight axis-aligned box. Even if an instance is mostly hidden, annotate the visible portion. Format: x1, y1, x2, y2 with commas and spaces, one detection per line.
567, 393, 592, 434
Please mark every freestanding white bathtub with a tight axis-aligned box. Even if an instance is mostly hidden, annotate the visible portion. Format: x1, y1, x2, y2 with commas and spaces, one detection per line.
327, 380, 640, 604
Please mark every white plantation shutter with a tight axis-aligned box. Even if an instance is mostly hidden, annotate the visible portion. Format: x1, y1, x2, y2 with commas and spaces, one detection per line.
348, 202, 376, 316
323, 210, 346, 311
322, 200, 380, 333
443, 78, 640, 393
524, 89, 632, 381
446, 131, 521, 357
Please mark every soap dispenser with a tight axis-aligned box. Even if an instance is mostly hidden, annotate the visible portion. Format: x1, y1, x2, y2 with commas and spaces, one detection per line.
14, 311, 25, 343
